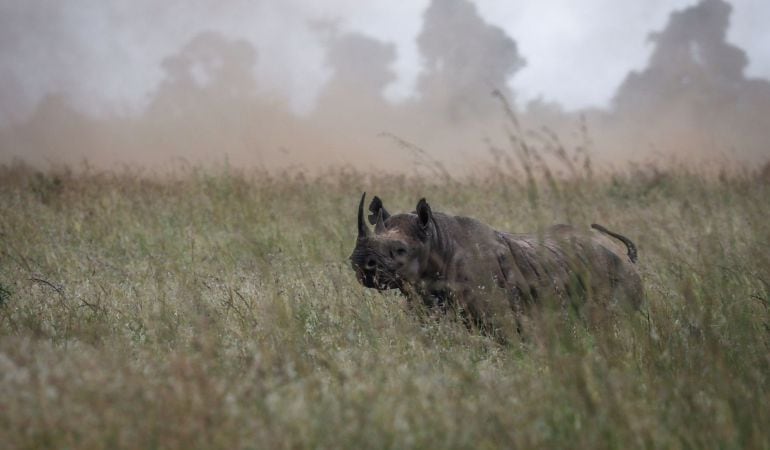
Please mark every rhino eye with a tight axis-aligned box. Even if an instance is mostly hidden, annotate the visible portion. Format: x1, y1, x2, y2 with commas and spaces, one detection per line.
389, 244, 408, 259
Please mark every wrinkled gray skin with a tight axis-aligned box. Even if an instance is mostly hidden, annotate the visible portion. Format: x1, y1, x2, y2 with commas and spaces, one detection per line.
349, 193, 643, 331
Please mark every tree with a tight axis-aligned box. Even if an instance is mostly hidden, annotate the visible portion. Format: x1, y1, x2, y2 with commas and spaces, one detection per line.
416, 0, 525, 122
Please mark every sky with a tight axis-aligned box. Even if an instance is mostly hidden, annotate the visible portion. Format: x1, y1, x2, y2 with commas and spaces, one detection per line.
1, 0, 769, 122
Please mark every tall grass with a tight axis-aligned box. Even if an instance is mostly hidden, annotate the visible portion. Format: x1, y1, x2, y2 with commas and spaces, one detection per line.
0, 158, 768, 449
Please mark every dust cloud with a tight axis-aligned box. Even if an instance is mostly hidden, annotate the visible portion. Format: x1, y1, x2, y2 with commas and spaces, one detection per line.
601, 0, 770, 163
0, 0, 768, 173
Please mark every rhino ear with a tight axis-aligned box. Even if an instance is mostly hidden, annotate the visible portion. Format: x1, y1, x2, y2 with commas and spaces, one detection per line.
416, 198, 432, 229
374, 209, 387, 234
368, 196, 391, 225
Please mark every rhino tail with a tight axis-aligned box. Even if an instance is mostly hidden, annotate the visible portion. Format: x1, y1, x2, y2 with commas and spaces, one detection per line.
591, 223, 638, 263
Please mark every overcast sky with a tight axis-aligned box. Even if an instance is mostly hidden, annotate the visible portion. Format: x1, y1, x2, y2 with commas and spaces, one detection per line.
1, 0, 769, 121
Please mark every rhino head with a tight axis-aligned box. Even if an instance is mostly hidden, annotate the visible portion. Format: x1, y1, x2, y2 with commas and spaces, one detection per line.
349, 193, 434, 291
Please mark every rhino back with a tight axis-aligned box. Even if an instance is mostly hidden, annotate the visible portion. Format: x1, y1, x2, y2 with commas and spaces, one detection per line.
498, 228, 642, 309
424, 215, 642, 312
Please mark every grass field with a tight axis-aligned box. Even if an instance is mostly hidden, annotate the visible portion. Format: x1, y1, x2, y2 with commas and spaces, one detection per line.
0, 158, 768, 449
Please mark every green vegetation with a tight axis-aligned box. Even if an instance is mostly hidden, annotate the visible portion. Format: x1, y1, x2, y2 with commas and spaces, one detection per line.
0, 161, 768, 449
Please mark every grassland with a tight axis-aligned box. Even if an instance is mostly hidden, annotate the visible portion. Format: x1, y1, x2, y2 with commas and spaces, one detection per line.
0, 159, 768, 449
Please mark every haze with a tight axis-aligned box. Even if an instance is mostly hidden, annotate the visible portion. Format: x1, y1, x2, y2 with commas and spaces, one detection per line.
1, 0, 769, 171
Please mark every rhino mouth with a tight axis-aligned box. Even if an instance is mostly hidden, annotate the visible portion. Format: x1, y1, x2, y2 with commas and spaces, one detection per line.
352, 264, 400, 290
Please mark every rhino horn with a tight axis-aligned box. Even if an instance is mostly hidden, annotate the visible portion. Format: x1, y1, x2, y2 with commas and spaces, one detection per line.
358, 192, 371, 238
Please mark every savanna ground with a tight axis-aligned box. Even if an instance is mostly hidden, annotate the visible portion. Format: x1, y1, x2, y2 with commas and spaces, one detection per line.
0, 149, 768, 449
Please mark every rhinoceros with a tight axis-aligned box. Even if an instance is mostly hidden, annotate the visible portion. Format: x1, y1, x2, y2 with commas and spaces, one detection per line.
349, 193, 643, 332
